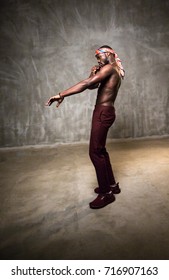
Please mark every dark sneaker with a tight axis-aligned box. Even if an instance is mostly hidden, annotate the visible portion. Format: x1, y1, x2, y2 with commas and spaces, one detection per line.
94, 182, 121, 194
89, 191, 115, 209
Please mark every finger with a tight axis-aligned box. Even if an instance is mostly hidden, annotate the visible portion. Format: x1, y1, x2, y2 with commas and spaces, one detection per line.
56, 99, 62, 107
45, 100, 51, 106
45, 101, 50, 106
46, 97, 55, 106
56, 98, 64, 108
56, 101, 60, 108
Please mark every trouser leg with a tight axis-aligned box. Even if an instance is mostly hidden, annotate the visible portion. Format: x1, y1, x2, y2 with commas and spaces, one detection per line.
89, 106, 116, 193
102, 148, 116, 186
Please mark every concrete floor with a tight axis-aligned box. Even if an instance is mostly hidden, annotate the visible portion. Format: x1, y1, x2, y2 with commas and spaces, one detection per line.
0, 138, 169, 260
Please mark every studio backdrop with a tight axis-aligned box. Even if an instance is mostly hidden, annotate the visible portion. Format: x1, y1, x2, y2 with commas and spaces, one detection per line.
0, 0, 169, 147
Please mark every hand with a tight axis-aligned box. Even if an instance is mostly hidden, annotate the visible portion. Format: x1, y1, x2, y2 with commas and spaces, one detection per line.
45, 94, 64, 108
91, 65, 101, 75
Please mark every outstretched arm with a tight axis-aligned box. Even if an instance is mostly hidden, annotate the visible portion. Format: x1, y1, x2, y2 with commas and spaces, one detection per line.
45, 64, 114, 107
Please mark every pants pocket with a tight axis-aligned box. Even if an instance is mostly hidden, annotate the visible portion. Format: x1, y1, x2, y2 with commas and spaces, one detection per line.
100, 108, 116, 127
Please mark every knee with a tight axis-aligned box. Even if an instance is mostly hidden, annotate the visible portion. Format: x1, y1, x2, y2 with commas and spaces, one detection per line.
89, 147, 94, 160
89, 146, 104, 160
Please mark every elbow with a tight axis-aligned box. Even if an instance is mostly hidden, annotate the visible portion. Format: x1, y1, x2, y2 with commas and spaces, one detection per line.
87, 76, 100, 88
81, 78, 99, 91
88, 83, 99, 90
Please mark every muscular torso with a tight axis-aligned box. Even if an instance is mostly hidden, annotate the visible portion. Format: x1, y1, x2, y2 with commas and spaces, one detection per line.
96, 67, 121, 106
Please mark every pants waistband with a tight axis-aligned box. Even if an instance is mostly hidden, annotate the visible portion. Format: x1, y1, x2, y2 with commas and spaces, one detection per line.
94, 104, 115, 110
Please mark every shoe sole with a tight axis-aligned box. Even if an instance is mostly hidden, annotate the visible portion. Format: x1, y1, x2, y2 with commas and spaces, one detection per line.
89, 196, 115, 209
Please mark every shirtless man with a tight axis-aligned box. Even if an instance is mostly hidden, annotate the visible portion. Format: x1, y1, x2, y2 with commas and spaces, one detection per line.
46, 45, 125, 209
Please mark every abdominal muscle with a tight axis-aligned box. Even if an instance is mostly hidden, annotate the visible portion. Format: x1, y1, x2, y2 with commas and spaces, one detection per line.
96, 72, 121, 106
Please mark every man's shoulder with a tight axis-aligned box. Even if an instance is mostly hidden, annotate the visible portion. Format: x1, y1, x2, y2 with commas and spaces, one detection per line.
99, 64, 118, 79
100, 64, 115, 73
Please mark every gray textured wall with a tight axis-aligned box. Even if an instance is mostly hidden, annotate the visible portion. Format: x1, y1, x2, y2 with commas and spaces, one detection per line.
0, 0, 169, 147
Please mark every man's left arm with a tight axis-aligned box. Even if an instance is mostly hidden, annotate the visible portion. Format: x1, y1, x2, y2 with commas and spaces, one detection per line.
88, 65, 100, 89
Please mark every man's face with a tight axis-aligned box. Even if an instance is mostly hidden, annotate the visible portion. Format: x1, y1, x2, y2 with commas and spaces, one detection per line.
95, 52, 108, 66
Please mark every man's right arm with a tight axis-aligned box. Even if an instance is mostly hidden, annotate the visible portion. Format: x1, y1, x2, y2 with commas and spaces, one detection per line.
59, 64, 114, 98
45, 64, 114, 107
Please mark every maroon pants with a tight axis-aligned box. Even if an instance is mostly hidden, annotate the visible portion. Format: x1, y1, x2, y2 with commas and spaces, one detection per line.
89, 105, 116, 193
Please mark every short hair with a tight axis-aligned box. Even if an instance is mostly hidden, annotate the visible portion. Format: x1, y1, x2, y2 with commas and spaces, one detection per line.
99, 45, 112, 49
